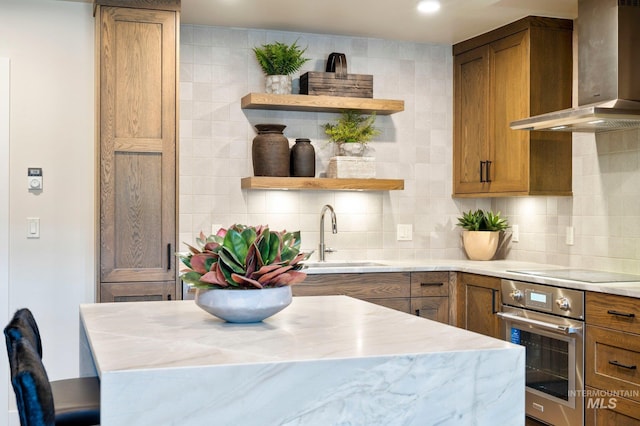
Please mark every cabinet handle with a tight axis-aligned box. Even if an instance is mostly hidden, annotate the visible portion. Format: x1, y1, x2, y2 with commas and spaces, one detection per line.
167, 243, 172, 271
420, 282, 443, 287
479, 161, 486, 183
167, 294, 172, 301
608, 360, 637, 370
485, 161, 492, 182
415, 309, 420, 316
607, 310, 635, 318
491, 288, 498, 314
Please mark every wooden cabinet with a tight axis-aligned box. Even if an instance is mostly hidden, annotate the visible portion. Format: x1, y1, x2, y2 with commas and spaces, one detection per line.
410, 272, 450, 323
294, 272, 411, 313
585, 292, 640, 425
456, 273, 502, 339
453, 17, 573, 197
95, 1, 180, 302
294, 271, 452, 324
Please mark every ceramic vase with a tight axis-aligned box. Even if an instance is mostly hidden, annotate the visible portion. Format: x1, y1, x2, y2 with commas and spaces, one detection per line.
290, 138, 315, 177
265, 75, 292, 95
462, 230, 499, 261
194, 286, 293, 323
252, 124, 290, 177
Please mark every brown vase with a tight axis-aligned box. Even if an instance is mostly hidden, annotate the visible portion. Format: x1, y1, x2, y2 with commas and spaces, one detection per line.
252, 124, 290, 177
290, 138, 316, 177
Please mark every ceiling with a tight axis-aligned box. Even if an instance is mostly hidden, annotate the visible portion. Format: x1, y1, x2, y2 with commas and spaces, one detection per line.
180, 0, 577, 44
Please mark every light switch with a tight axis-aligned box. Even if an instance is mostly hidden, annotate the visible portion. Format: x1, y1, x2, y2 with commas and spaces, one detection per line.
27, 217, 40, 239
397, 224, 413, 241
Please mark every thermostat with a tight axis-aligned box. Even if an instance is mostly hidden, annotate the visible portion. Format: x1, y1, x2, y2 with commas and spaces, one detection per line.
28, 167, 43, 191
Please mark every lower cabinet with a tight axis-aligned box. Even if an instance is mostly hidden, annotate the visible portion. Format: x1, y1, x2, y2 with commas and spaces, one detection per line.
294, 271, 451, 324
410, 271, 451, 323
456, 273, 502, 339
100, 281, 176, 302
585, 292, 640, 425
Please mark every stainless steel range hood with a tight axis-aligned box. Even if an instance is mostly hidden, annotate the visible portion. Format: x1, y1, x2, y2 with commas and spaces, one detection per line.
510, 0, 640, 133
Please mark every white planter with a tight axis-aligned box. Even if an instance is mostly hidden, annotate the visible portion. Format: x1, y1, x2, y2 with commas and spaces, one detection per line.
462, 230, 499, 261
265, 75, 292, 95
327, 156, 376, 178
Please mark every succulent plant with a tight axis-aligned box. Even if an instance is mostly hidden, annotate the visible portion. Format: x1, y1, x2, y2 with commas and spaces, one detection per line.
179, 225, 310, 289
457, 209, 509, 231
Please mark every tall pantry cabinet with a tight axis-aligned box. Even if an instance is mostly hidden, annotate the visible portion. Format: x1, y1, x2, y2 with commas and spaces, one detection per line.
453, 17, 573, 197
94, 0, 180, 302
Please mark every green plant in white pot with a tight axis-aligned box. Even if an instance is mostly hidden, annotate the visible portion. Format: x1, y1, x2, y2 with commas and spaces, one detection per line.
253, 41, 309, 95
456, 209, 509, 261
323, 110, 380, 157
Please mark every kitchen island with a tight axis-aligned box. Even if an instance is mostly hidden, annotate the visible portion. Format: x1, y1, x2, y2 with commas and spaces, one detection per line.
79, 296, 524, 425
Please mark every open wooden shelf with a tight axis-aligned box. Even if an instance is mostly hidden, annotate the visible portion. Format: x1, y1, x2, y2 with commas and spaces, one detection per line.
240, 93, 404, 115
241, 177, 405, 191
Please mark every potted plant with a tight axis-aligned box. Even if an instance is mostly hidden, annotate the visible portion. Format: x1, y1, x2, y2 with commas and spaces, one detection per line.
179, 224, 310, 322
456, 209, 509, 261
253, 40, 310, 95
323, 110, 381, 178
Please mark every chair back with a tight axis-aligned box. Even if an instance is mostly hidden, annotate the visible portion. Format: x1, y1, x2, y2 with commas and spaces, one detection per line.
4, 308, 43, 367
8, 338, 56, 426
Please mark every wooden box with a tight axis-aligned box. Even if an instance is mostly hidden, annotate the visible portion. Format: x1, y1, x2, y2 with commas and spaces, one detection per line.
300, 71, 373, 98
327, 156, 376, 178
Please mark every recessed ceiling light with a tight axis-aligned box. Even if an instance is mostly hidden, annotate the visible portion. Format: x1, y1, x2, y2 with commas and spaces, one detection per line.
417, 0, 441, 14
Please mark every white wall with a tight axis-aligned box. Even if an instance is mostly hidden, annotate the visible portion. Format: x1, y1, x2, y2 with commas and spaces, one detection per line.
0, 0, 95, 422
1, 56, 11, 426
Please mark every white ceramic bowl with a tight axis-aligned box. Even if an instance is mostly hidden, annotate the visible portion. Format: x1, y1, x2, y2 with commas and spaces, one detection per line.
195, 286, 292, 323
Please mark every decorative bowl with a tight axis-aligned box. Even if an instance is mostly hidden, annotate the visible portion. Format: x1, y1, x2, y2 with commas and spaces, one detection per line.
195, 286, 292, 323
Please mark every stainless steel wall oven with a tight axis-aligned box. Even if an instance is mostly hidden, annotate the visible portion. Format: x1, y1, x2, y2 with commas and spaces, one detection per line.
498, 279, 584, 426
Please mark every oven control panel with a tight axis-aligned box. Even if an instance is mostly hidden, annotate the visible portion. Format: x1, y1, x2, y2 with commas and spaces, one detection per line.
501, 279, 584, 319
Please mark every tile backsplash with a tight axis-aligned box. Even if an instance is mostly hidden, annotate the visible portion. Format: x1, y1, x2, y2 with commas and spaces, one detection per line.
178, 24, 640, 272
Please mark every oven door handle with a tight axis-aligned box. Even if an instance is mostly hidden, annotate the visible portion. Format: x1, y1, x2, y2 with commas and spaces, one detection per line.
497, 312, 581, 334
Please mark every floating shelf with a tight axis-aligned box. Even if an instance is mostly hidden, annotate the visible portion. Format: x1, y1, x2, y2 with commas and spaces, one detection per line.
240, 93, 404, 115
241, 177, 405, 191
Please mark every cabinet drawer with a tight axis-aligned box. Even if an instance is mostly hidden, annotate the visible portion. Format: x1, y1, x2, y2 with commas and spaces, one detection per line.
411, 297, 449, 324
585, 386, 640, 426
294, 273, 410, 299
410, 272, 449, 297
587, 292, 640, 334
586, 325, 640, 403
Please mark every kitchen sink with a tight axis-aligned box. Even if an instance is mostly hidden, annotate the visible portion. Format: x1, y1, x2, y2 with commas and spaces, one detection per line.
303, 261, 386, 268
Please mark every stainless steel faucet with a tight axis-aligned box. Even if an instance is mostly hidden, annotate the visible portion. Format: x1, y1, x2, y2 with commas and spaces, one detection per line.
319, 204, 337, 261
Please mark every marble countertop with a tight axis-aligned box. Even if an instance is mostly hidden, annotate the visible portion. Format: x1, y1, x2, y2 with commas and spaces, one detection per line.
302, 259, 640, 298
79, 296, 524, 425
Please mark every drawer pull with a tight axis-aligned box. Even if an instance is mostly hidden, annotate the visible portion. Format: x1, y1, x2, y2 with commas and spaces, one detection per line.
608, 360, 637, 370
420, 282, 443, 287
607, 310, 635, 318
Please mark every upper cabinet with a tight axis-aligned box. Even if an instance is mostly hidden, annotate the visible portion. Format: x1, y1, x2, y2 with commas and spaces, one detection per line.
453, 17, 573, 197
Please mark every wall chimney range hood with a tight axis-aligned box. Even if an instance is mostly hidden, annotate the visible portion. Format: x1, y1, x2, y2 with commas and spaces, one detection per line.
510, 0, 640, 133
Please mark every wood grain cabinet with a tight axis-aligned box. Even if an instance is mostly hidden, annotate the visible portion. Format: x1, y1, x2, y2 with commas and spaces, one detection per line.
410, 272, 451, 323
585, 292, 640, 425
456, 273, 502, 339
95, 1, 180, 302
453, 17, 573, 197
294, 271, 452, 324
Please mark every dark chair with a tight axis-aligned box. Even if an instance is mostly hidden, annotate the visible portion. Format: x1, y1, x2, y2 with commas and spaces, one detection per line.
4, 308, 100, 426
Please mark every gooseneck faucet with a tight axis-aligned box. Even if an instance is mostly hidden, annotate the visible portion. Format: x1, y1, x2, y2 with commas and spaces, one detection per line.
319, 204, 337, 261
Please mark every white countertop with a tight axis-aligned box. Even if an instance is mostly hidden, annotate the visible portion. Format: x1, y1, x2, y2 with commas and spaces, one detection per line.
303, 259, 640, 298
79, 296, 524, 425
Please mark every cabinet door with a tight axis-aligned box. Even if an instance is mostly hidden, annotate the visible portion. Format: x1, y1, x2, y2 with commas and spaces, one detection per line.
456, 273, 502, 339
98, 7, 177, 291
585, 386, 640, 426
411, 297, 449, 324
488, 30, 530, 193
453, 46, 490, 195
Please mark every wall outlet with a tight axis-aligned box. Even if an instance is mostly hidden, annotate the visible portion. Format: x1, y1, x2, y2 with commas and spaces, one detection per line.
511, 224, 519, 242
397, 224, 412, 241
566, 226, 574, 245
